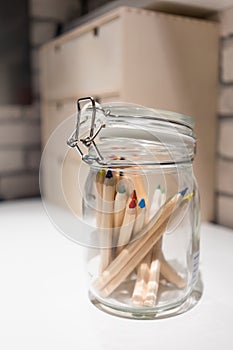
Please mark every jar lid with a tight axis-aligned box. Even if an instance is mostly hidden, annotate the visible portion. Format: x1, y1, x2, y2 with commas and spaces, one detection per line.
103, 103, 194, 130
67, 97, 196, 168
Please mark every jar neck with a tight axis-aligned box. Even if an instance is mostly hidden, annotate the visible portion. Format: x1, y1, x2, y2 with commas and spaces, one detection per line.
86, 119, 196, 167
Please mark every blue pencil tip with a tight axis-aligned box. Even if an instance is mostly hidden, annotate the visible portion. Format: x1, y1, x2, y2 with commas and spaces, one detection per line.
138, 198, 146, 208
180, 187, 188, 197
106, 170, 113, 178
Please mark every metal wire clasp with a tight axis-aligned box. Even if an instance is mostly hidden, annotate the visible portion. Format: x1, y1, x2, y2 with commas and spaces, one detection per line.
67, 96, 105, 163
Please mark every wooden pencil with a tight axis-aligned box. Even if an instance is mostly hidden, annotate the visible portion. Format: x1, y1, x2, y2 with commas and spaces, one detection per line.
143, 243, 161, 306
128, 197, 146, 279
149, 184, 161, 219
132, 198, 146, 239
99, 170, 115, 274
133, 172, 148, 206
116, 198, 137, 255
143, 185, 166, 306
144, 184, 163, 304
132, 251, 152, 306
157, 193, 194, 288
131, 197, 149, 305
159, 256, 186, 289
95, 169, 106, 227
100, 219, 169, 298
160, 187, 166, 206
115, 170, 124, 187
93, 188, 188, 294
113, 184, 128, 246
147, 194, 193, 291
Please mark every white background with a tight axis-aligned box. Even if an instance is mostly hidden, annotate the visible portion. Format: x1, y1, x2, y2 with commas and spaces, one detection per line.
0, 199, 233, 349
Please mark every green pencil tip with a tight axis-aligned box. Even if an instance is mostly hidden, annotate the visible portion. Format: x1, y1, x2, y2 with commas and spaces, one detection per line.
118, 185, 126, 194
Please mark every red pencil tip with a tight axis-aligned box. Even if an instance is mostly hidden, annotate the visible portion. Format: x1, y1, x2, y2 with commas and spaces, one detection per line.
129, 198, 136, 209
131, 190, 137, 200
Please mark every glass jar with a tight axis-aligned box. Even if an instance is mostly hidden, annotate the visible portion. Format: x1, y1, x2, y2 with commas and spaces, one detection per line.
65, 97, 202, 319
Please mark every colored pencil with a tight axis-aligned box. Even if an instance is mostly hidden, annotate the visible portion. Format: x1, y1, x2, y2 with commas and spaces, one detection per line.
143, 244, 161, 306
149, 184, 161, 219
95, 169, 106, 227
100, 219, 169, 298
133, 173, 148, 207
99, 170, 115, 273
133, 186, 162, 305
116, 198, 137, 255
132, 251, 152, 306
132, 198, 146, 239
93, 188, 187, 295
113, 184, 128, 246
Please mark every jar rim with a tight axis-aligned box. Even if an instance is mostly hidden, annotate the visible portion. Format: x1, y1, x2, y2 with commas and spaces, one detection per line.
102, 102, 194, 131
67, 98, 196, 167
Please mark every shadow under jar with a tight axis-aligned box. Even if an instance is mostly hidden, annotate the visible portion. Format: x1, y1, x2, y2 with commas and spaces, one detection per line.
67, 97, 202, 319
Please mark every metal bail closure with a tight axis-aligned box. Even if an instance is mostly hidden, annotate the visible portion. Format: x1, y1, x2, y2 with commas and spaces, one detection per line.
67, 96, 105, 164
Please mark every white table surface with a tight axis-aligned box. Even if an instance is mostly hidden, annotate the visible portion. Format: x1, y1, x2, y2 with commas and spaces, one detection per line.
0, 199, 233, 350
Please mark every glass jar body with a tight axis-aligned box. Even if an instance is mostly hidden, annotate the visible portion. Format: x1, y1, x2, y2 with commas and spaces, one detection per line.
83, 163, 201, 319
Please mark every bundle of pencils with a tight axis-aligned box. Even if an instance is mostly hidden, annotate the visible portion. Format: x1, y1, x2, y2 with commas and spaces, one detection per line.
95, 169, 192, 307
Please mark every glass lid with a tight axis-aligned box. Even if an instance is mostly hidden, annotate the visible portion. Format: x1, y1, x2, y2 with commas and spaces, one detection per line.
102, 102, 195, 131
67, 97, 196, 168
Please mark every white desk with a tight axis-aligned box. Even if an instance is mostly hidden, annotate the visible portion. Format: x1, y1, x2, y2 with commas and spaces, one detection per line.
0, 199, 233, 350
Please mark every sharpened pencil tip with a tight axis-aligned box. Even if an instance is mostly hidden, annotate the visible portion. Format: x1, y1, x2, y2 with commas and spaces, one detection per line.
156, 184, 161, 190
161, 188, 165, 194
138, 198, 146, 208
129, 198, 136, 209
98, 169, 106, 177
106, 170, 113, 178
180, 187, 188, 197
118, 184, 126, 194
131, 190, 137, 200
184, 192, 194, 201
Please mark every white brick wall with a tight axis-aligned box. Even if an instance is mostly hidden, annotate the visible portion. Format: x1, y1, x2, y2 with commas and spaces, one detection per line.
218, 119, 233, 158
0, 173, 39, 200
217, 7, 233, 229
22, 102, 40, 120
219, 86, 233, 115
0, 150, 25, 173
0, 0, 81, 201
26, 149, 41, 170
0, 106, 22, 120
222, 39, 233, 83
220, 7, 233, 37
216, 159, 233, 195
0, 122, 41, 147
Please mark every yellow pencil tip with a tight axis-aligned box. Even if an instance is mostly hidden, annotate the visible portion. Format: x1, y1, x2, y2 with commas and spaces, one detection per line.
184, 192, 194, 201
